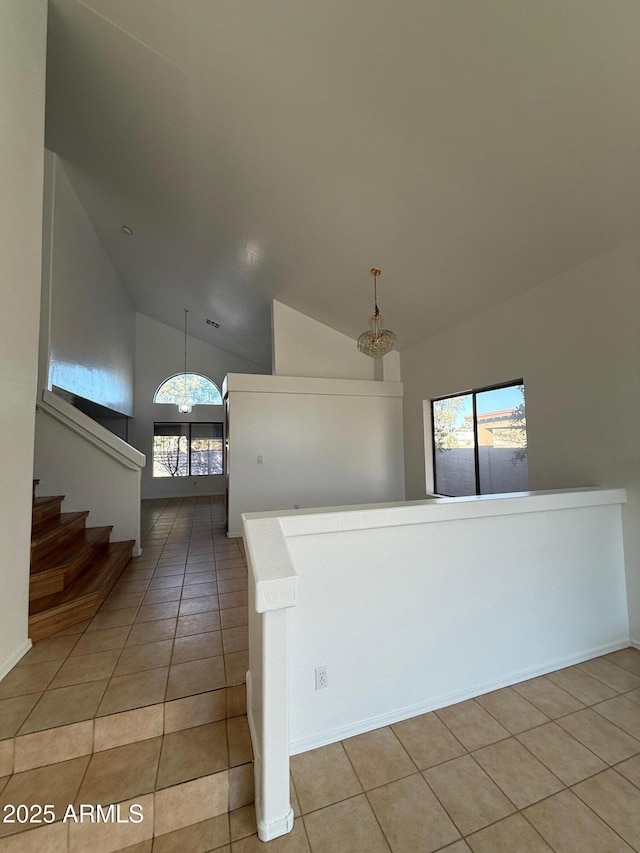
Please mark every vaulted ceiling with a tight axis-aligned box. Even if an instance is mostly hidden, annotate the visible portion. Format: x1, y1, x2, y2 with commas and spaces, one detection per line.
45, 0, 640, 369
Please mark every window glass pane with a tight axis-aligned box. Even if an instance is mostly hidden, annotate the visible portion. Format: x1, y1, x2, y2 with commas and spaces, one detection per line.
476, 384, 528, 494
154, 374, 222, 405
433, 394, 476, 496
190, 423, 224, 475
153, 423, 189, 477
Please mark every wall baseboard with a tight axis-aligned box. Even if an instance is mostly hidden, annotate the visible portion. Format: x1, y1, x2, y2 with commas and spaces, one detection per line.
630, 637, 640, 651
0, 639, 32, 682
289, 637, 631, 755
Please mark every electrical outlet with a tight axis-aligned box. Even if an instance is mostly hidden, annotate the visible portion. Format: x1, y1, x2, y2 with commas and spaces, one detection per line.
315, 666, 328, 690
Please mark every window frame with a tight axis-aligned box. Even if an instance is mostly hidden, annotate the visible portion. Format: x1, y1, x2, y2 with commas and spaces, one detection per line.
430, 378, 526, 497
153, 373, 222, 406
152, 421, 224, 478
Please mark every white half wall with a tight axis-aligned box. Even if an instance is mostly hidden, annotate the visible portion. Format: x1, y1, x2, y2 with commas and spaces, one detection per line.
401, 241, 640, 644
272, 300, 400, 381
0, 0, 47, 677
131, 313, 267, 500
226, 373, 405, 536
41, 151, 135, 415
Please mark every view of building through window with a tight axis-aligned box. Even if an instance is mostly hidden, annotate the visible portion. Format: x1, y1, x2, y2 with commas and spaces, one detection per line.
153, 422, 223, 477
432, 381, 528, 496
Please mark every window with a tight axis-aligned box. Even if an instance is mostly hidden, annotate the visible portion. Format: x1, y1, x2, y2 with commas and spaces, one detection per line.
154, 374, 222, 406
153, 422, 223, 477
431, 380, 528, 497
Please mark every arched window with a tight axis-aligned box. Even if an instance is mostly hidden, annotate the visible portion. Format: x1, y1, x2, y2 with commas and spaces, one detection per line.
154, 373, 222, 406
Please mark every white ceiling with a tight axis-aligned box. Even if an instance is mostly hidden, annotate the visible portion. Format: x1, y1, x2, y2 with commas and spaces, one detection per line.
45, 0, 640, 369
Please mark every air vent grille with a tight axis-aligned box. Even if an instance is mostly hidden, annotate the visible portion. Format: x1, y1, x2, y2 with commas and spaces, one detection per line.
206, 318, 220, 329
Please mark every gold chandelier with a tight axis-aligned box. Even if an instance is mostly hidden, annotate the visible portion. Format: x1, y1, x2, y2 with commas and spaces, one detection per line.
357, 267, 397, 358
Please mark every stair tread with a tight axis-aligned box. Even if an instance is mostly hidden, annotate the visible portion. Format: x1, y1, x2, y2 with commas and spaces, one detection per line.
30, 526, 113, 576
31, 511, 89, 547
30, 540, 134, 616
33, 495, 64, 509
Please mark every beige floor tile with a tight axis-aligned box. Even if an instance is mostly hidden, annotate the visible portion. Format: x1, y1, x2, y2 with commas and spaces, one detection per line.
475, 687, 549, 734
0, 660, 62, 699
524, 788, 634, 852
134, 601, 180, 623
176, 611, 222, 637
435, 700, 510, 751
473, 737, 563, 809
14, 719, 93, 772
217, 578, 248, 594
615, 754, 640, 788
184, 570, 217, 584
114, 639, 173, 676
573, 768, 640, 849
16, 635, 79, 665
290, 742, 362, 813
154, 815, 230, 853
547, 666, 617, 705
227, 716, 253, 767
152, 565, 186, 577
227, 685, 247, 719
594, 695, 640, 740
164, 690, 227, 733
142, 587, 182, 605
0, 822, 68, 852
97, 668, 168, 716
183, 583, 218, 600
94, 704, 164, 751
0, 739, 13, 776
229, 762, 254, 810
86, 607, 138, 632
512, 675, 586, 718
423, 755, 515, 835
166, 656, 226, 700
179, 596, 219, 616
342, 726, 416, 790
467, 813, 553, 852
230, 805, 256, 841
390, 713, 464, 770
517, 721, 607, 785
101, 591, 146, 611
148, 576, 184, 590
367, 772, 460, 852
222, 627, 249, 654
303, 794, 388, 851
224, 650, 249, 686
233, 822, 309, 852
579, 658, 640, 693
557, 708, 640, 764
51, 619, 91, 637
113, 579, 150, 595
71, 626, 130, 656
219, 591, 248, 610
49, 649, 120, 688
126, 618, 177, 646
19, 680, 108, 733
605, 648, 640, 677
154, 772, 229, 836
157, 721, 229, 788
220, 607, 248, 629
77, 736, 162, 804
172, 632, 223, 664
0, 756, 89, 838
439, 843, 472, 853
0, 694, 41, 739
68, 793, 153, 852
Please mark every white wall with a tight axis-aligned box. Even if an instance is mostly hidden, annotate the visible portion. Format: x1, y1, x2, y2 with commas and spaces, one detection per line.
227, 373, 405, 536
131, 313, 266, 499
41, 151, 135, 415
401, 241, 640, 644
272, 300, 400, 381
0, 0, 47, 676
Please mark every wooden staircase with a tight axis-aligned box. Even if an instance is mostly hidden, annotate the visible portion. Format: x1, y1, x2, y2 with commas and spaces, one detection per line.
29, 481, 134, 640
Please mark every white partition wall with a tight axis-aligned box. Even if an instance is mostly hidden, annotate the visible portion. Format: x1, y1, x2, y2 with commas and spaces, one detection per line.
243, 488, 629, 840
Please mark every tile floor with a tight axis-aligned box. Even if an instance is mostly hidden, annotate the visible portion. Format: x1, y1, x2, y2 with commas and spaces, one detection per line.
2, 496, 640, 851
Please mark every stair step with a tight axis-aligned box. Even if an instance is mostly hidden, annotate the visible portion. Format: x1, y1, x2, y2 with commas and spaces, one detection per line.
32, 495, 64, 531
30, 511, 89, 570
29, 526, 113, 601
29, 540, 133, 640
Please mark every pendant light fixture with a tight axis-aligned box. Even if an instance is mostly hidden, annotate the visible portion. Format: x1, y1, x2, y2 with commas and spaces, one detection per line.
177, 308, 193, 414
357, 267, 397, 358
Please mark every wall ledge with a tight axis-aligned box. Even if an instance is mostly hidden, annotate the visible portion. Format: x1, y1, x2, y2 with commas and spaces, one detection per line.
223, 373, 403, 398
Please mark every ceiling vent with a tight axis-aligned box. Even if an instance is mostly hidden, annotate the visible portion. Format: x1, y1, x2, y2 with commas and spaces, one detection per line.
206, 318, 220, 329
